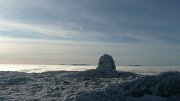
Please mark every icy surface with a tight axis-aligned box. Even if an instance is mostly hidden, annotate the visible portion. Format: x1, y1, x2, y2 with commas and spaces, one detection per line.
0, 70, 180, 101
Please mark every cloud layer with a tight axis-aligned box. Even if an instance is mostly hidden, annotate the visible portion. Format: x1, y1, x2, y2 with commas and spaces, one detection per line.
0, 0, 180, 65
0, 0, 180, 43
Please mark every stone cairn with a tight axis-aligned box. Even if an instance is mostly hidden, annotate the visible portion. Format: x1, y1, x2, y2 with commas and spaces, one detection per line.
96, 54, 116, 71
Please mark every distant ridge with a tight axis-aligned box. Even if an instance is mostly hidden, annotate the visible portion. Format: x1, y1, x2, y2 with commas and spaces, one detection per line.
126, 65, 142, 66
58, 64, 90, 66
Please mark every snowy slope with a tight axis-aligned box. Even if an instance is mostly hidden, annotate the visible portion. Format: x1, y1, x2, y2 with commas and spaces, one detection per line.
0, 70, 179, 101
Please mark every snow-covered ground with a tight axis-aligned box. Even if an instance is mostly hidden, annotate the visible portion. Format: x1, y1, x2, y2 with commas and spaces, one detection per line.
0, 68, 180, 101
0, 64, 179, 100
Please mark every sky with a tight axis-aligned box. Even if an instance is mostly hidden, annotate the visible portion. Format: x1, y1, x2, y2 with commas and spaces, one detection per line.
0, 0, 180, 66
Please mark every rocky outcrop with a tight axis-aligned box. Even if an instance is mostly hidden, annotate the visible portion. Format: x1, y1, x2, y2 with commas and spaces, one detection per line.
67, 54, 138, 78
96, 54, 116, 71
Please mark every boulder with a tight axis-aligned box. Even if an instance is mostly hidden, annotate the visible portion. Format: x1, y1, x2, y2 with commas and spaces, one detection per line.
96, 54, 116, 71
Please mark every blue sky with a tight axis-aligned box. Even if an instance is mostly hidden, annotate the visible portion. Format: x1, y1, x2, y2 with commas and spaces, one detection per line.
0, 0, 180, 65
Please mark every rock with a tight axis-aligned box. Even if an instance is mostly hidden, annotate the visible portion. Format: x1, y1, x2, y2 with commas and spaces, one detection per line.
5, 76, 31, 85
96, 54, 116, 71
130, 90, 144, 97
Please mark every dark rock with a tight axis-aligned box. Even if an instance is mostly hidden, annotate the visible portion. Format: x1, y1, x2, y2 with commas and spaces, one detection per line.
6, 76, 31, 85
130, 90, 144, 97
63, 80, 70, 85
96, 54, 116, 71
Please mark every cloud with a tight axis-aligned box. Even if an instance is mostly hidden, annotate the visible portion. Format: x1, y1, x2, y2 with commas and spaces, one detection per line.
0, 28, 11, 31
0, 37, 180, 65
0, 0, 180, 43
0, 18, 142, 42
0, 0, 180, 65
0, 18, 83, 38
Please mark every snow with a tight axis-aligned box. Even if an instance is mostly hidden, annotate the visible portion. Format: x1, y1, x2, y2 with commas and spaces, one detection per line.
0, 70, 180, 101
